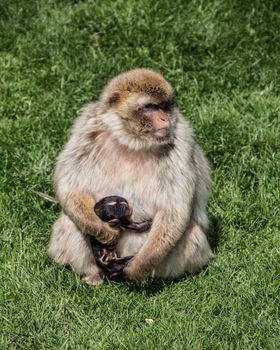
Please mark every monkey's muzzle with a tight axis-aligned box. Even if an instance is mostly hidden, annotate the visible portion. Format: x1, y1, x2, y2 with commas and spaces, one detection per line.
154, 127, 169, 138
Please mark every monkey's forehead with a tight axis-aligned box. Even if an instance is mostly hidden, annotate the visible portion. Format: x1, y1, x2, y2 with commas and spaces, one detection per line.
98, 195, 128, 204
101, 68, 173, 101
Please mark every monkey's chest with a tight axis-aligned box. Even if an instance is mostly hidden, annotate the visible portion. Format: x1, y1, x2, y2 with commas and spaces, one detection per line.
92, 153, 160, 219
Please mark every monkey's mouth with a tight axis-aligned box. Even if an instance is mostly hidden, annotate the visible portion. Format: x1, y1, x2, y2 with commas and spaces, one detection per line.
153, 127, 169, 138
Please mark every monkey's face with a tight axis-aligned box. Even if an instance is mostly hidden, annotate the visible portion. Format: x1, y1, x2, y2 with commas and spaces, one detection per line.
118, 94, 176, 148
100, 69, 177, 150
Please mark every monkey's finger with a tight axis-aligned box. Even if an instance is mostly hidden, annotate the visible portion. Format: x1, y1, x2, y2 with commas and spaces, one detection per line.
122, 220, 152, 232
114, 255, 133, 264
106, 263, 127, 276
100, 255, 133, 267
108, 219, 120, 227
110, 270, 125, 278
96, 260, 125, 276
100, 256, 133, 276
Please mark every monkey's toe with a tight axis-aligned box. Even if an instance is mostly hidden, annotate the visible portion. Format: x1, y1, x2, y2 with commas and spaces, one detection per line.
82, 273, 104, 285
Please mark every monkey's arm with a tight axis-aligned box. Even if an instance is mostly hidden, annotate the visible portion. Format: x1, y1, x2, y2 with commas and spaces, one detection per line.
61, 193, 120, 244
124, 189, 194, 281
52, 108, 120, 244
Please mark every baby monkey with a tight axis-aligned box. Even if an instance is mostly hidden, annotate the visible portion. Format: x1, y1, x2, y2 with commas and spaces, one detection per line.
93, 196, 152, 277
94, 195, 152, 232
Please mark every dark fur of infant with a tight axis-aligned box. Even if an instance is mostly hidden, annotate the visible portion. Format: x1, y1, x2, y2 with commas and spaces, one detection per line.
92, 196, 152, 278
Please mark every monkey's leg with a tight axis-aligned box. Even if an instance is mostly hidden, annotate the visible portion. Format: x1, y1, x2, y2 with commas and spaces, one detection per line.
154, 221, 214, 279
48, 213, 104, 285
183, 222, 214, 274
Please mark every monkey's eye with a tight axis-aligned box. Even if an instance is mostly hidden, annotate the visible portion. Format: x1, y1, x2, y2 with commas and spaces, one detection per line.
141, 103, 159, 111
139, 101, 173, 112
160, 101, 173, 111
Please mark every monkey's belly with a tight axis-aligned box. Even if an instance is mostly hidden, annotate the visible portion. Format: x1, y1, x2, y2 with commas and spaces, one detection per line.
116, 231, 149, 257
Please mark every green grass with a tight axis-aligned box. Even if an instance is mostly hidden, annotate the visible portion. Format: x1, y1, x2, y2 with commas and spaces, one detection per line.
1, 0, 279, 348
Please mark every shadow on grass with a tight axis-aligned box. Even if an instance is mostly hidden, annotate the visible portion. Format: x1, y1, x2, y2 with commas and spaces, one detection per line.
114, 277, 176, 296
208, 214, 222, 252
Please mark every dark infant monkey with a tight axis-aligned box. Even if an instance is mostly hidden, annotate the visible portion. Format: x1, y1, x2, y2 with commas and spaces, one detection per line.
93, 195, 152, 278
94, 195, 152, 232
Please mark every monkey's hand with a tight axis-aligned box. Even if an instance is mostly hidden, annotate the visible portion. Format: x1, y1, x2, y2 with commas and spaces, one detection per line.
123, 258, 147, 281
63, 193, 121, 244
121, 219, 152, 232
99, 222, 121, 244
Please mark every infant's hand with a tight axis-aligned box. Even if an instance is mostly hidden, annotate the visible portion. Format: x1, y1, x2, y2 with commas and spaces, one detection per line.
108, 218, 121, 227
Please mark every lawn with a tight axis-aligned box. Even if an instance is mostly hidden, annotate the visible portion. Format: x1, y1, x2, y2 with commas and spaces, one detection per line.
0, 0, 279, 349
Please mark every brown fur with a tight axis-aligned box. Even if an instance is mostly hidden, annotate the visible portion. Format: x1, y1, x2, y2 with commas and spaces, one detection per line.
48, 68, 213, 284
100, 68, 173, 107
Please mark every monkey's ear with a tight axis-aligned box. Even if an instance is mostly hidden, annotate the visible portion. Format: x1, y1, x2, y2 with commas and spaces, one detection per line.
108, 92, 120, 106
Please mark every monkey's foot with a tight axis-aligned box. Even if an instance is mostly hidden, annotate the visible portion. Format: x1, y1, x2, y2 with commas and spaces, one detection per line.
96, 255, 133, 278
82, 273, 104, 285
91, 237, 133, 278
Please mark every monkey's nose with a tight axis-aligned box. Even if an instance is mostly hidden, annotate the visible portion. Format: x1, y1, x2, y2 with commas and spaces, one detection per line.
152, 110, 170, 130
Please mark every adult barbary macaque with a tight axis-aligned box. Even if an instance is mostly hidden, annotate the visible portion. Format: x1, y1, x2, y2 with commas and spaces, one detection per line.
48, 68, 213, 285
